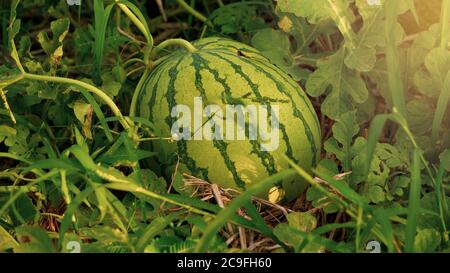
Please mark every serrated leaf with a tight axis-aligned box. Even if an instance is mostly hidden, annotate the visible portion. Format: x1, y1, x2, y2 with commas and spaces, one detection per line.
37, 18, 70, 65
345, 1, 406, 72
333, 111, 359, 151
377, 143, 409, 169
367, 185, 385, 203
326, 110, 359, 171
306, 49, 368, 118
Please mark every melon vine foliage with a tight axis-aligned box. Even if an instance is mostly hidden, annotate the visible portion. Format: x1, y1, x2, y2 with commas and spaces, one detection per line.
0, 0, 449, 254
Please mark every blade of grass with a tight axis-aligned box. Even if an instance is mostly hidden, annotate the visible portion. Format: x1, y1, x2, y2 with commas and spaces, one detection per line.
385, 0, 407, 116
93, 0, 114, 82
373, 208, 395, 253
365, 113, 401, 178
284, 156, 350, 210
404, 148, 422, 253
175, 0, 213, 27
440, 0, 450, 50
241, 201, 288, 250
431, 71, 450, 142
164, 193, 265, 233
436, 150, 450, 241
58, 186, 95, 248
279, 224, 352, 253
135, 214, 181, 252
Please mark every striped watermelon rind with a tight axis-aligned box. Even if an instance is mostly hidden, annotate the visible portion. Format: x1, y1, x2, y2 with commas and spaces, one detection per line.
137, 37, 321, 201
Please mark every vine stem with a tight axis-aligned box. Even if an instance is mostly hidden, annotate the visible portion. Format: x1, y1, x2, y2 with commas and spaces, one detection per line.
151, 38, 197, 59
129, 38, 197, 119
23, 73, 131, 130
176, 0, 213, 27
129, 68, 150, 118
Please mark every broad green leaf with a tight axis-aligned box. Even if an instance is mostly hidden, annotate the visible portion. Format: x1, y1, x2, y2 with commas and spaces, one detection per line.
101, 72, 122, 98
277, 0, 338, 24
251, 28, 290, 56
439, 150, 450, 172
251, 28, 305, 80
367, 185, 385, 204
287, 212, 317, 232
12, 194, 37, 223
418, 48, 450, 98
405, 100, 434, 135
414, 229, 441, 253
14, 225, 55, 253
418, 193, 450, 231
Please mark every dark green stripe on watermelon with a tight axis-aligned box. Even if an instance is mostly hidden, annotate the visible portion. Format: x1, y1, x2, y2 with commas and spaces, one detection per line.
206, 51, 292, 170
193, 52, 278, 175
165, 56, 209, 180
191, 53, 247, 189
217, 51, 319, 164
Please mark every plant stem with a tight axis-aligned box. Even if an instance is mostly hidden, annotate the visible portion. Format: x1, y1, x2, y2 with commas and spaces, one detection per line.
129, 68, 150, 118
151, 38, 197, 60
176, 0, 213, 27
0, 88, 16, 124
23, 73, 131, 130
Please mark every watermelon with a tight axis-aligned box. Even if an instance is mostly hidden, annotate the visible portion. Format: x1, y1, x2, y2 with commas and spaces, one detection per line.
136, 37, 321, 201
